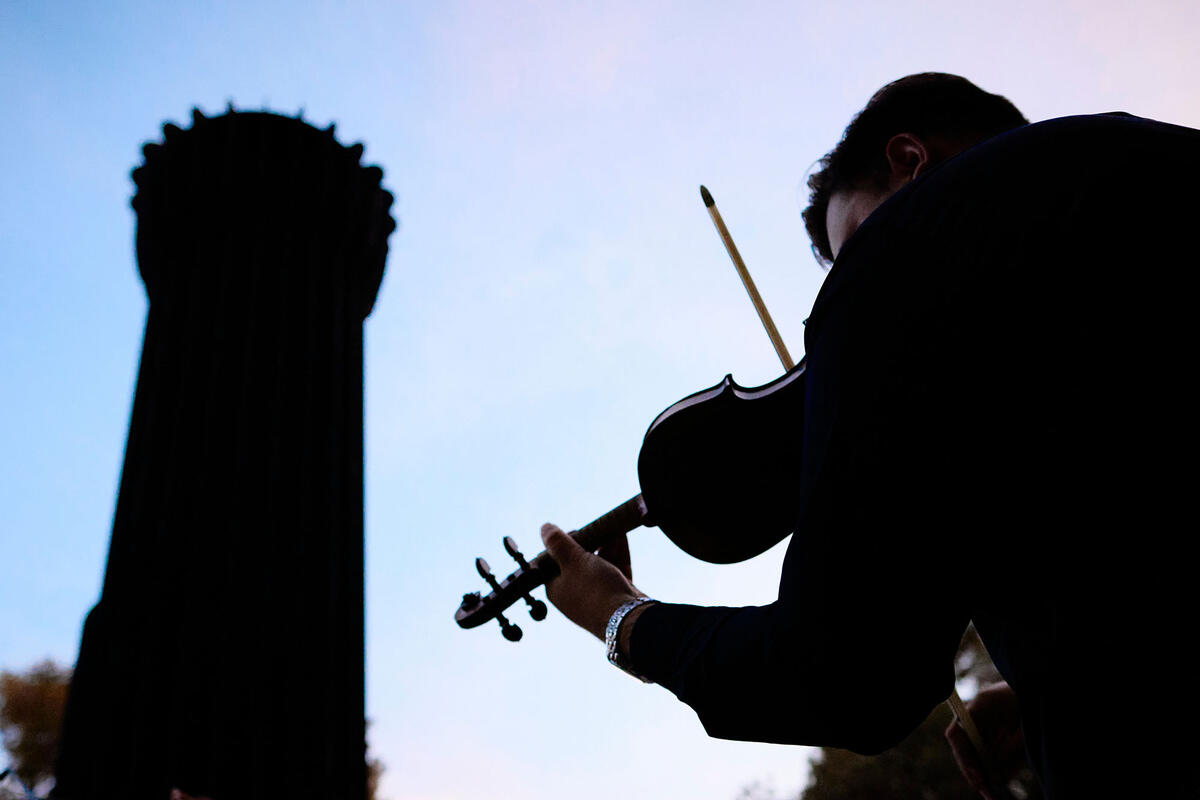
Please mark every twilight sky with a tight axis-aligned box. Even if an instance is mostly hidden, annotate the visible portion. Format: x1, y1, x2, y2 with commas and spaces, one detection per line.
2, 2, 1198, 798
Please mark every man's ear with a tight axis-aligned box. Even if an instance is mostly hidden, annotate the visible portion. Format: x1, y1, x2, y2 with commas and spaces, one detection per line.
884, 133, 930, 187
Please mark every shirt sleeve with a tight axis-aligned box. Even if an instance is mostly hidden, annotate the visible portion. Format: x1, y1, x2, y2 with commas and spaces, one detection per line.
627, 528, 968, 754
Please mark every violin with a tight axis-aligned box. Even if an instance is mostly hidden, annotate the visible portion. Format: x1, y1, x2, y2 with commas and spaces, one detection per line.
455, 184, 809, 640
453, 358, 805, 640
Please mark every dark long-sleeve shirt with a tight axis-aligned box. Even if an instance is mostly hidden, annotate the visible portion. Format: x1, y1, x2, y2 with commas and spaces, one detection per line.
630, 113, 1200, 798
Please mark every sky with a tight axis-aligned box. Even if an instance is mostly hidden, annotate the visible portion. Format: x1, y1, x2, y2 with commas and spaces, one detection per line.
2, 2, 1199, 798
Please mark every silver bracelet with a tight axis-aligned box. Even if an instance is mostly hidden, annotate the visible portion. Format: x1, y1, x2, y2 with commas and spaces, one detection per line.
605, 597, 656, 682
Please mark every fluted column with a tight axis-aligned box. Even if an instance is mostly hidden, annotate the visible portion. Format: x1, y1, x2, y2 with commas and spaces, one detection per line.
53, 107, 395, 800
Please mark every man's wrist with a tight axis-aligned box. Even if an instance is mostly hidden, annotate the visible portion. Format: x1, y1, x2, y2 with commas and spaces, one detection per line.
605, 596, 654, 679
617, 599, 654, 661
603, 596, 657, 683
591, 593, 640, 640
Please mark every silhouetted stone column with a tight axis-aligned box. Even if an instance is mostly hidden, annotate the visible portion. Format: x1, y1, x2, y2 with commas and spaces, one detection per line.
53, 107, 395, 800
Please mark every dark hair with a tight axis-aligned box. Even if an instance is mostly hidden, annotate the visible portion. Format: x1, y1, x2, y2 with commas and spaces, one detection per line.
802, 73, 1028, 266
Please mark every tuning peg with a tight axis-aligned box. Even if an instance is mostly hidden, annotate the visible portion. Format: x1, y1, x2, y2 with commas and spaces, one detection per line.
475, 555, 542, 630
475, 557, 501, 591
500, 538, 547, 620
526, 597, 548, 621
503, 536, 530, 568
496, 611, 523, 641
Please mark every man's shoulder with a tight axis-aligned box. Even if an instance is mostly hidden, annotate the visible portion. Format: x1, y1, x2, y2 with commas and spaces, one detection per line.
883, 110, 1200, 230
805, 111, 1200, 341
951, 111, 1199, 176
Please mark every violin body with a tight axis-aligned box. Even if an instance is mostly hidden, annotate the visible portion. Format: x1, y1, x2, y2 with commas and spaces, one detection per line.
639, 360, 805, 563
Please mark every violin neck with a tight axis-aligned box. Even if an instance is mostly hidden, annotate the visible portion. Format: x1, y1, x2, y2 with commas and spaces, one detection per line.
573, 494, 650, 551
529, 494, 650, 576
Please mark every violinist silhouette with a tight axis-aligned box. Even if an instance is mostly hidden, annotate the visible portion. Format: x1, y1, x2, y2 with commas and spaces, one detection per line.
540, 74, 1200, 799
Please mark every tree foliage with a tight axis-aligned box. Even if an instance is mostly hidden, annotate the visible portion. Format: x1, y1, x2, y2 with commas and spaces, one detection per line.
366, 719, 385, 800
3, 660, 388, 800
0, 660, 71, 790
367, 755, 384, 800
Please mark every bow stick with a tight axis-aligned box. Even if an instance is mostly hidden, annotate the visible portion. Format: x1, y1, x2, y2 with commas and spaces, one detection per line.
699, 184, 1010, 798
701, 185, 795, 372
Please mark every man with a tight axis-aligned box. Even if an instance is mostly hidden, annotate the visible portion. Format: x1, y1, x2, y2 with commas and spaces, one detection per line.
541, 74, 1198, 798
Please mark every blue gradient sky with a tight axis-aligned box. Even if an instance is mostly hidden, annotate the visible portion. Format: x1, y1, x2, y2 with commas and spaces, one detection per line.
3, 2, 1198, 798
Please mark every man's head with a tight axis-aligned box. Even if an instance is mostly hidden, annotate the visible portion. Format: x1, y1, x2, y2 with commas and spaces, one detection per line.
803, 73, 1028, 266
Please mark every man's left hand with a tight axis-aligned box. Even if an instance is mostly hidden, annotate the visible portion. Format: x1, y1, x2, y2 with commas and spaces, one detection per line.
539, 523, 644, 640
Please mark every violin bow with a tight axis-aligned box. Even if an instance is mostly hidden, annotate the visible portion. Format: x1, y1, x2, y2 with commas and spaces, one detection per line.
701, 185, 795, 372
699, 185, 1010, 797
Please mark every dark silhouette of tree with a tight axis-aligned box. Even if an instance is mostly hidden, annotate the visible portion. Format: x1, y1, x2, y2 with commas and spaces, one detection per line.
367, 756, 384, 800
366, 720, 385, 800
1, 660, 71, 791
734, 780, 780, 800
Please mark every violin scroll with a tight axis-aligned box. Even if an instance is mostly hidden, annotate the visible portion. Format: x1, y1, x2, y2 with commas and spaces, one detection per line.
457, 545, 555, 640
454, 495, 650, 640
